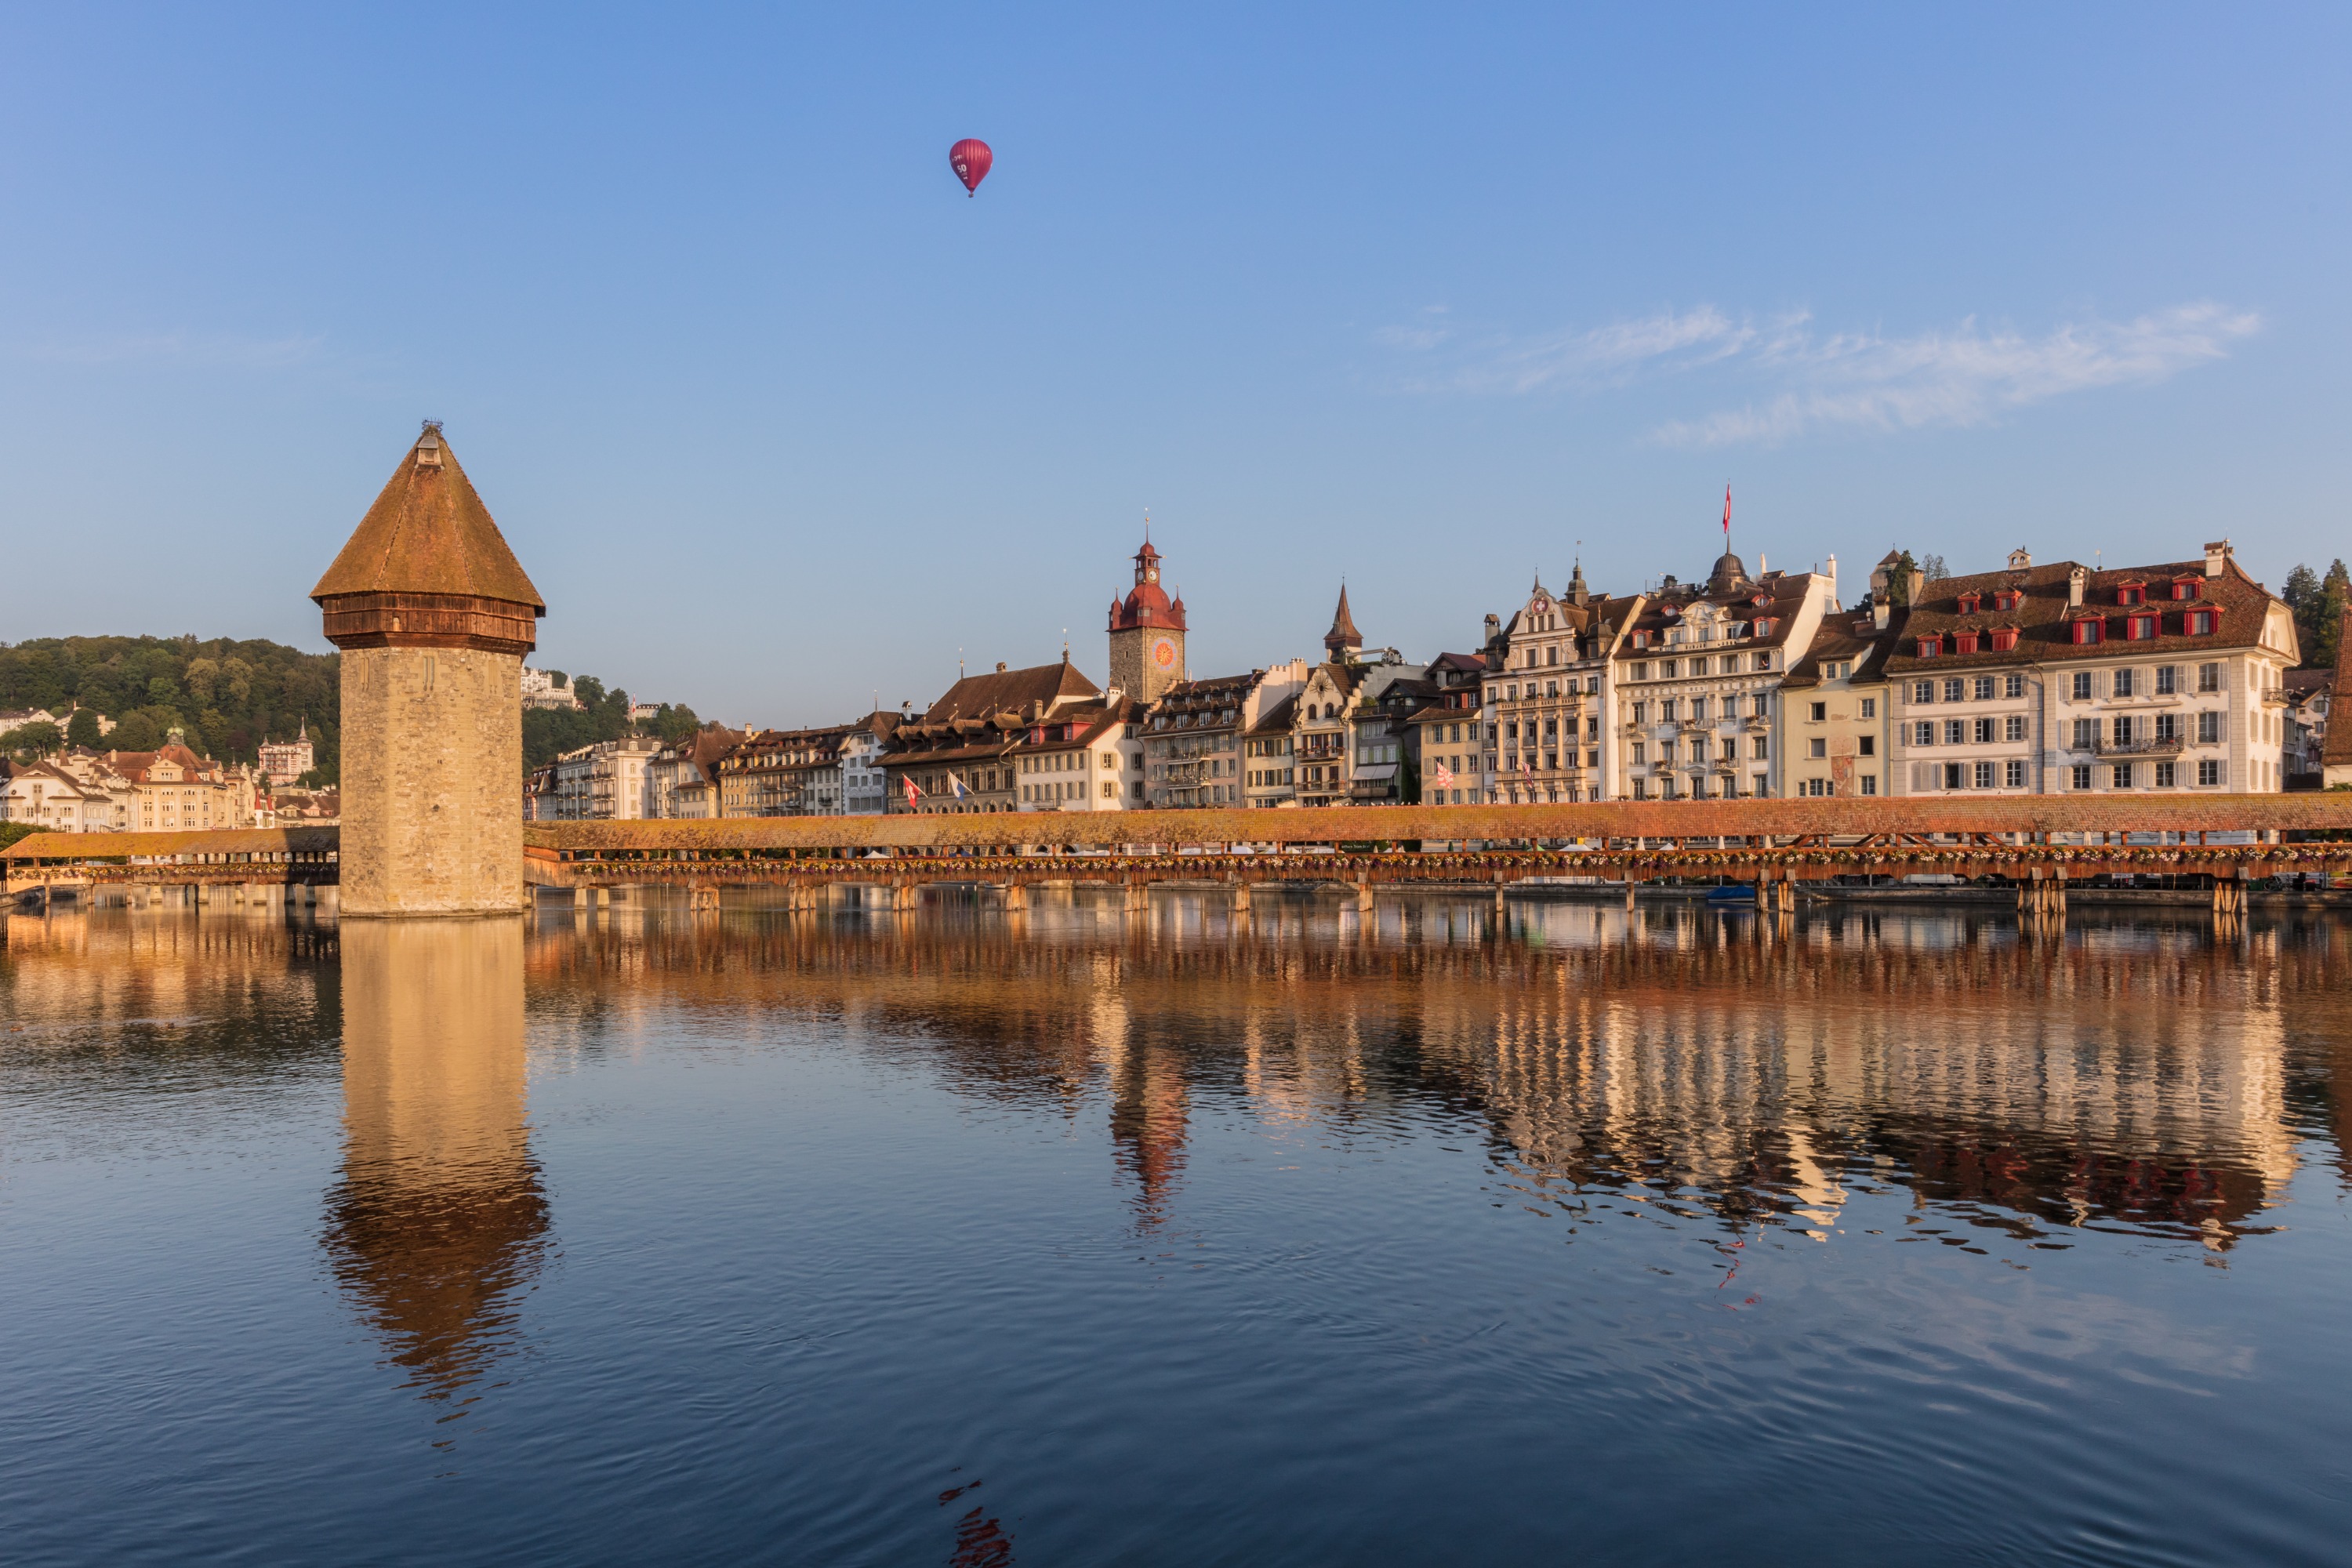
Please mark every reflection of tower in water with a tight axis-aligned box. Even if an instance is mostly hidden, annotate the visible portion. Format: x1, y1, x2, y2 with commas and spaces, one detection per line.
323, 920, 547, 1406
1098, 992, 1191, 1229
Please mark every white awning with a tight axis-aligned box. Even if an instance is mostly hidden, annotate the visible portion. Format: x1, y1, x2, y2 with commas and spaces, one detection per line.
1351, 763, 1399, 781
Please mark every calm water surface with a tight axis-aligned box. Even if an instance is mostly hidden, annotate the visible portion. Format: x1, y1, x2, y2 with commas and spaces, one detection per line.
3, 892, 2350, 1566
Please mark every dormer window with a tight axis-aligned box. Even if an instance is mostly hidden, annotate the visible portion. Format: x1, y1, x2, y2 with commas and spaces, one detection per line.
2072, 619, 2103, 645
1632, 630, 1650, 649
1993, 590, 2021, 612
2171, 576, 2202, 601
1990, 627, 2021, 652
2127, 614, 2158, 641
1955, 593, 1981, 615
2116, 582, 2145, 606
1915, 636, 1942, 658
2189, 608, 2219, 635
1953, 631, 1980, 655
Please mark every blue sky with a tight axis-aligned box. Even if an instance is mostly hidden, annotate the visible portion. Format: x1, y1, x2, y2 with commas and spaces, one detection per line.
2, 5, 2345, 724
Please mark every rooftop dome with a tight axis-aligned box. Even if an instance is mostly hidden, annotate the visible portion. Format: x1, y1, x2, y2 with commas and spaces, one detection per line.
1705, 551, 1751, 595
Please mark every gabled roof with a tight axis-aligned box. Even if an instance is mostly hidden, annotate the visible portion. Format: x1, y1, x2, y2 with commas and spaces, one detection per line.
1780, 611, 1910, 689
312, 427, 545, 609
922, 659, 1099, 725
1246, 692, 1300, 736
1884, 555, 2288, 675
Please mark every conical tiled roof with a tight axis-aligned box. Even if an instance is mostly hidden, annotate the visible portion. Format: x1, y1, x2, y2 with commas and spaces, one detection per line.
313, 426, 543, 609
1324, 586, 1362, 654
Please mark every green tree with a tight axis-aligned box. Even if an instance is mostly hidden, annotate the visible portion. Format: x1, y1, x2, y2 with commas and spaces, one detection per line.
66, 708, 103, 749
1886, 550, 1922, 607
110, 711, 162, 751
2318, 559, 2350, 670
2, 720, 64, 758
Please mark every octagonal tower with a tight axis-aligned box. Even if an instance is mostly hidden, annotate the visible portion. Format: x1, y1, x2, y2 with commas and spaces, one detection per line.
313, 424, 544, 916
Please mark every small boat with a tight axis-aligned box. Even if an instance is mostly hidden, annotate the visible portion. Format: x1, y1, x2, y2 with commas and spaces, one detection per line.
1705, 884, 1755, 904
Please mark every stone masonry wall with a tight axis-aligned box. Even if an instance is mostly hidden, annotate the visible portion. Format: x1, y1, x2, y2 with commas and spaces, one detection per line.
339, 645, 524, 916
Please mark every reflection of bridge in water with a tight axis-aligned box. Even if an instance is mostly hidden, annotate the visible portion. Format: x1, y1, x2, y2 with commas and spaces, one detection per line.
525, 892, 2352, 1252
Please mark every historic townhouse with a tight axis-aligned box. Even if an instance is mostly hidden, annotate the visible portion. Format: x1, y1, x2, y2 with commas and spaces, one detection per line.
1017, 694, 1143, 811
1487, 567, 1643, 804
884, 658, 1102, 815
0, 760, 106, 832
1610, 554, 1835, 800
1776, 599, 1907, 797
715, 721, 869, 817
1142, 662, 1307, 809
1242, 693, 1301, 807
648, 723, 747, 818
1889, 542, 2298, 795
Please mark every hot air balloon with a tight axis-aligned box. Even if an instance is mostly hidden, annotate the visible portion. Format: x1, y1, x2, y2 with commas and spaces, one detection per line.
949, 138, 993, 196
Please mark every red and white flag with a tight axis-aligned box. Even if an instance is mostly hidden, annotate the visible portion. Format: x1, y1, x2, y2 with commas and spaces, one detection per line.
1433, 763, 1456, 792
1722, 485, 1732, 538
902, 775, 923, 807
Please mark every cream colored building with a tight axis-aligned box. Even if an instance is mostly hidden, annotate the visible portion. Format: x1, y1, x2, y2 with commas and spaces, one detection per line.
1776, 606, 1904, 797
1612, 553, 1837, 801
1487, 567, 1644, 804
1889, 543, 2299, 796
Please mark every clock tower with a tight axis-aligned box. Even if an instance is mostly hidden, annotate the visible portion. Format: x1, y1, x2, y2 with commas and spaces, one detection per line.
1107, 535, 1188, 704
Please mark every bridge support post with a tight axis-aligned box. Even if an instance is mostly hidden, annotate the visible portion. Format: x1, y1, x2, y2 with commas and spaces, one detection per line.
1121, 882, 1145, 913
1353, 882, 1374, 915
1001, 884, 1029, 912
1230, 882, 1251, 913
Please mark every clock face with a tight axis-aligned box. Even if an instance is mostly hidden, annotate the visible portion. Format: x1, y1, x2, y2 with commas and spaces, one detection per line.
1152, 637, 1177, 669
1145, 566, 1159, 583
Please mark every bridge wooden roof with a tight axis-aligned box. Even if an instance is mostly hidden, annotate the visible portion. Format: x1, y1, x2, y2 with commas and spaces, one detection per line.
525, 793, 2352, 855
2, 827, 340, 862
312, 428, 544, 610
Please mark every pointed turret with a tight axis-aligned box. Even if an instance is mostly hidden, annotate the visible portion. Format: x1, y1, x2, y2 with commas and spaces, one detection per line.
1324, 585, 1363, 660
313, 424, 543, 655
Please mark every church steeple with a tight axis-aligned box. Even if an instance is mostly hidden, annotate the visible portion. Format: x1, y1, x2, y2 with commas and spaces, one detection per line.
1323, 585, 1363, 660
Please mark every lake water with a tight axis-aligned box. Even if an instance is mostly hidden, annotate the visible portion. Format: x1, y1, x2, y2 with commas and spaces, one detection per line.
3, 892, 2349, 1566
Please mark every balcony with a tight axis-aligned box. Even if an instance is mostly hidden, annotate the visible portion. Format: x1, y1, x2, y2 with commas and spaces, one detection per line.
2094, 735, 2185, 757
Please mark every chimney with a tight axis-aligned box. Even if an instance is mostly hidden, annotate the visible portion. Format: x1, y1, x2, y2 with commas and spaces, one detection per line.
995, 661, 1007, 673
2068, 566, 2087, 607
2204, 539, 2231, 579
1873, 594, 1890, 631
1906, 568, 1925, 604
2007, 546, 2032, 570
1483, 612, 1501, 643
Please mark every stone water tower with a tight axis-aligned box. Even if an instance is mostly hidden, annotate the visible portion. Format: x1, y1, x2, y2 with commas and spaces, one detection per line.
313, 424, 544, 916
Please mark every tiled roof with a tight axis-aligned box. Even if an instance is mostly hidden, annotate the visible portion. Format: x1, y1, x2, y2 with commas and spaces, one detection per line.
1780, 610, 1910, 689
923, 660, 1099, 724
1246, 693, 1300, 736
1613, 575, 1817, 656
311, 427, 545, 608
1883, 555, 2286, 676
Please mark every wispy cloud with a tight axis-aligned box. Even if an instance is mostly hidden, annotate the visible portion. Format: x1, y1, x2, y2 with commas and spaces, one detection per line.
1381, 301, 2261, 445
21, 329, 325, 369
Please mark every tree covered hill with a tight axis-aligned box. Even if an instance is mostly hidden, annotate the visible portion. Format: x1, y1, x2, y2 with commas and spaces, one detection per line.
0, 636, 699, 781
0, 634, 341, 775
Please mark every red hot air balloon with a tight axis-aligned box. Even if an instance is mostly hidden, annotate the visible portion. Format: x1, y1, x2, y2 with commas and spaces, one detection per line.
949, 138, 993, 196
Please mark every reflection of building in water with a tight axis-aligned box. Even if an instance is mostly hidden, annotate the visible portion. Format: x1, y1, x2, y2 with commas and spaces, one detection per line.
1412, 912, 2304, 1248
324, 920, 546, 1403
518, 895, 2350, 1250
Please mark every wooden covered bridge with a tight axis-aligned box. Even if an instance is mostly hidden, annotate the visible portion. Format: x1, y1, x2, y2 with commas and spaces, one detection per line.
7, 797, 2350, 918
